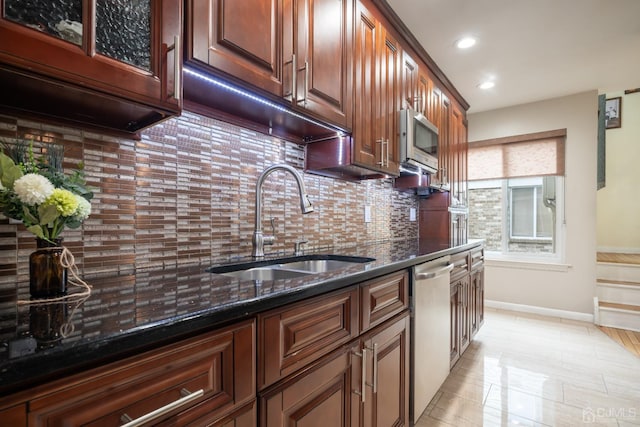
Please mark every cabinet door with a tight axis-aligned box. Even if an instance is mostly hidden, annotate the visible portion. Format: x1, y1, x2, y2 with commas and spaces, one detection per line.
458, 275, 471, 356
361, 313, 410, 427
449, 281, 461, 367
0, 0, 181, 109
471, 267, 485, 337
402, 51, 418, 110
435, 92, 451, 188
0, 404, 26, 426
353, 0, 378, 169
289, 0, 351, 127
377, 26, 401, 176
416, 70, 431, 117
188, 0, 282, 96
260, 343, 360, 427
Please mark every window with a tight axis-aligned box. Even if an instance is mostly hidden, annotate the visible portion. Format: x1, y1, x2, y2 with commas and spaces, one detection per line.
467, 129, 566, 259
509, 183, 552, 240
468, 177, 562, 257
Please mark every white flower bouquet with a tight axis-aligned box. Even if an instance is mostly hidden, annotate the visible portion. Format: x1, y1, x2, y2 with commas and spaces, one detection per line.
0, 141, 93, 243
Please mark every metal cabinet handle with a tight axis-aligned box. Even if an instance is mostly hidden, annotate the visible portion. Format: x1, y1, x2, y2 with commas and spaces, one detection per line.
376, 139, 389, 167
353, 348, 367, 403
297, 60, 309, 105
415, 263, 454, 280
372, 343, 378, 393
165, 35, 181, 101
120, 388, 204, 427
173, 35, 180, 100
292, 54, 297, 101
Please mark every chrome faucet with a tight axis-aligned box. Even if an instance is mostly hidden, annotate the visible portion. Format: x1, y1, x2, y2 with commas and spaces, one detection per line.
252, 164, 314, 258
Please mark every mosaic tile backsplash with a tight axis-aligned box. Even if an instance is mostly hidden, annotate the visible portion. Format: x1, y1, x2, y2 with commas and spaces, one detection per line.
0, 111, 418, 286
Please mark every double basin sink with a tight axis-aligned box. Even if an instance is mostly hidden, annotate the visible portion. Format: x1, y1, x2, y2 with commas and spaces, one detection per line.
207, 254, 375, 281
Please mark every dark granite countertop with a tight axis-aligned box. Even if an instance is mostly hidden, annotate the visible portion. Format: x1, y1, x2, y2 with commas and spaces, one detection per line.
0, 238, 482, 397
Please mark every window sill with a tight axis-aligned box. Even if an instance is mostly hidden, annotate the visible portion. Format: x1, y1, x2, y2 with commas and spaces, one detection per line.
484, 257, 571, 272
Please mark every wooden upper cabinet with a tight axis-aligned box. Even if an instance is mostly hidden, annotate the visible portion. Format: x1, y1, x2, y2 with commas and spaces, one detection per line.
417, 69, 433, 119
402, 51, 418, 110
286, 0, 352, 128
352, 0, 400, 177
353, 1, 378, 169
378, 27, 401, 175
188, 0, 282, 96
186, 0, 351, 129
0, 0, 182, 132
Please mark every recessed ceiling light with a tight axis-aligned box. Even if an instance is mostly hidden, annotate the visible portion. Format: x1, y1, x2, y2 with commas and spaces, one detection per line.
478, 81, 495, 90
456, 37, 476, 49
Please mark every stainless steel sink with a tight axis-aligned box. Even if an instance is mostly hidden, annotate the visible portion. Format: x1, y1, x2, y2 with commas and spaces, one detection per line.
207, 254, 375, 281
220, 267, 313, 281
276, 259, 364, 273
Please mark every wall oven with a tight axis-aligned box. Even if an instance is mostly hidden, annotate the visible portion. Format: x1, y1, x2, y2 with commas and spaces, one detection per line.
399, 108, 439, 174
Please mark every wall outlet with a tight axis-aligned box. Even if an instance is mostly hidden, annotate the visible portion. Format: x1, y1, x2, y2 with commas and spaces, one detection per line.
364, 205, 372, 223
410, 208, 416, 222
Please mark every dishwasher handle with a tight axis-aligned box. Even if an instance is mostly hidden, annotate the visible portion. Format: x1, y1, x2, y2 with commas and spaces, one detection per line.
415, 263, 454, 280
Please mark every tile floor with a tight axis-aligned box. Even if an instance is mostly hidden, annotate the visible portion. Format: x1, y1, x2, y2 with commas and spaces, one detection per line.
415, 308, 640, 427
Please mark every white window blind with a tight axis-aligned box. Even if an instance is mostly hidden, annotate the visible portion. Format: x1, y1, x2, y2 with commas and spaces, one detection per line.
468, 129, 566, 181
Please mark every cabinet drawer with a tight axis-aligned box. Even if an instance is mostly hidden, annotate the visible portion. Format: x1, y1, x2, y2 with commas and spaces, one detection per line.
470, 247, 484, 271
258, 287, 359, 390
361, 270, 409, 332
450, 251, 469, 281
28, 320, 255, 426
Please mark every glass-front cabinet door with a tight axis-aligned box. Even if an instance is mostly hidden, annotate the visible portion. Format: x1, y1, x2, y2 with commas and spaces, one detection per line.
3, 0, 84, 46
0, 0, 181, 128
95, 0, 152, 72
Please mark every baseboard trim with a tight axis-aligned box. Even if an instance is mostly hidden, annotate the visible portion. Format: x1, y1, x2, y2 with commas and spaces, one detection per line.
486, 300, 594, 323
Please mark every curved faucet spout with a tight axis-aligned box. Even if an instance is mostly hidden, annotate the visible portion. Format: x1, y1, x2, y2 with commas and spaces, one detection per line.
252, 164, 314, 258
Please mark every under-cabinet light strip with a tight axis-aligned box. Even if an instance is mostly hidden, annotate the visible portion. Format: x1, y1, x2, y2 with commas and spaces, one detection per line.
183, 67, 344, 136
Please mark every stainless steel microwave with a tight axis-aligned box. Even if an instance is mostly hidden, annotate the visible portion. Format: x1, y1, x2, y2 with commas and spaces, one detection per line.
399, 108, 439, 174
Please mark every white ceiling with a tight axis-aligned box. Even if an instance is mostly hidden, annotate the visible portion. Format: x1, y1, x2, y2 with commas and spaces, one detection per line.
385, 0, 640, 113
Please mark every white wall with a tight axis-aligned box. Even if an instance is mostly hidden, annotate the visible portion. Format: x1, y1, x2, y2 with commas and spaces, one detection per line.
597, 91, 640, 252
468, 91, 598, 315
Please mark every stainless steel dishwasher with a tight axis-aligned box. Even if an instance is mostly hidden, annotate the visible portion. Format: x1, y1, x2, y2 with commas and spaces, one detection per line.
411, 255, 453, 423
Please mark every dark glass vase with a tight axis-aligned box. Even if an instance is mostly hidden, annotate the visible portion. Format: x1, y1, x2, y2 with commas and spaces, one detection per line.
29, 238, 67, 298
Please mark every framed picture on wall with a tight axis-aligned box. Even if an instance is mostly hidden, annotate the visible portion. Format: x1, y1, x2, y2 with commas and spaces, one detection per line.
605, 97, 622, 129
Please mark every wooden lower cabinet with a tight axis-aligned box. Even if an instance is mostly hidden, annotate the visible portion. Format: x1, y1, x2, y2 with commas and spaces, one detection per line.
259, 271, 410, 427
361, 313, 410, 427
27, 320, 256, 426
259, 342, 360, 426
450, 247, 484, 368
260, 312, 410, 427
0, 404, 26, 426
470, 267, 485, 338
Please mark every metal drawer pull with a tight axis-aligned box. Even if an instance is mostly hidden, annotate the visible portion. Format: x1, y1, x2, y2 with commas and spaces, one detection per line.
120, 388, 204, 427
415, 263, 454, 280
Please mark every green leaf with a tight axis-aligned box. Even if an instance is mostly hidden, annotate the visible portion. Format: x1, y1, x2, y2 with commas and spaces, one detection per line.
0, 152, 15, 171
22, 205, 38, 224
27, 225, 44, 239
2, 164, 23, 188
38, 204, 60, 227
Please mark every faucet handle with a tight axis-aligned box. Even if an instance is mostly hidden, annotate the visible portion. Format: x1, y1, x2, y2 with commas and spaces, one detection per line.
263, 217, 277, 247
294, 240, 308, 256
